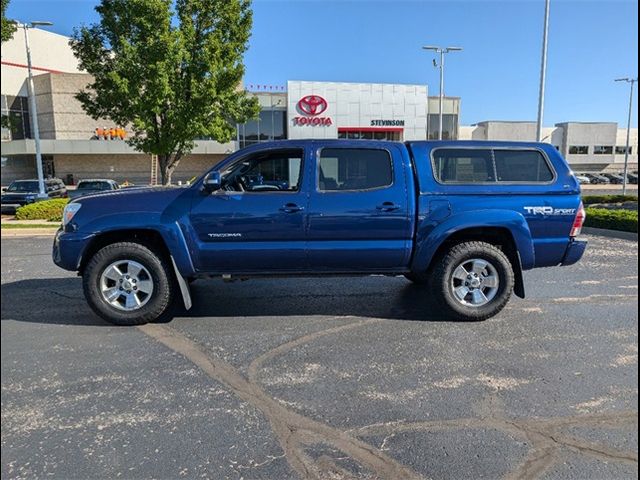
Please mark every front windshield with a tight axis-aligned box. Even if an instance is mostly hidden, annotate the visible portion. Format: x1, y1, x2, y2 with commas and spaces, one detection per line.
78, 181, 111, 190
7, 181, 39, 192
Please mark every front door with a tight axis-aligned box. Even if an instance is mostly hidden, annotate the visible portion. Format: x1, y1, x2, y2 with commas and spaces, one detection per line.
189, 147, 309, 273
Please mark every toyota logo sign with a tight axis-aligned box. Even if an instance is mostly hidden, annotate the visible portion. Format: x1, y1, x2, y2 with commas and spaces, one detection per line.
294, 95, 332, 126
297, 95, 328, 116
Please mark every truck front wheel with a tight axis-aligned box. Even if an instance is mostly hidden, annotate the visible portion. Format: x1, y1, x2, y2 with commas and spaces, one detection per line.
82, 242, 175, 326
432, 241, 514, 321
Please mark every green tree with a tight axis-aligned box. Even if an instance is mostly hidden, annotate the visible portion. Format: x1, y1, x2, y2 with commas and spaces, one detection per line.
70, 0, 259, 185
1, 0, 16, 43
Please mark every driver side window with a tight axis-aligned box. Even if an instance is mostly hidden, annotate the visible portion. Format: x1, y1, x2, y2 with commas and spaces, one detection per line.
221, 149, 303, 193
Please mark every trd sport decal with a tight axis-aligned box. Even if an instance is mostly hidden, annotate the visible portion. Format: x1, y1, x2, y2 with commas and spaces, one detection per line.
524, 207, 577, 216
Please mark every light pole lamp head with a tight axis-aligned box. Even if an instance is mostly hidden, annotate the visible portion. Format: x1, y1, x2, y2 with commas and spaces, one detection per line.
445, 47, 463, 52
9, 20, 53, 29
422, 46, 441, 52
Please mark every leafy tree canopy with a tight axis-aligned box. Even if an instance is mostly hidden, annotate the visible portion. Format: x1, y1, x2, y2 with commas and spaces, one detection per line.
1, 0, 16, 44
71, 0, 259, 184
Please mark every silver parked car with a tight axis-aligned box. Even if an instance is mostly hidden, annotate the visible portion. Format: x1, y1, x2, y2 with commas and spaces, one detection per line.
68, 179, 120, 199
575, 174, 591, 184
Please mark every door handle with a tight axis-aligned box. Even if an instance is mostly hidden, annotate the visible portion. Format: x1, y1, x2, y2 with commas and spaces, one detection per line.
279, 203, 304, 213
376, 202, 400, 212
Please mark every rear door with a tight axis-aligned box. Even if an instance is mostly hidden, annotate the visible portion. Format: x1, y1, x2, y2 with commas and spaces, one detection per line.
307, 142, 412, 271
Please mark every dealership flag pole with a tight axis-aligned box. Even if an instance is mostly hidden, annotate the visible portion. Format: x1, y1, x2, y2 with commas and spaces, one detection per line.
616, 77, 637, 196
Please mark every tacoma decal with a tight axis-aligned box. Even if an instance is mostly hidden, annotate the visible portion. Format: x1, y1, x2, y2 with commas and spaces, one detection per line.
207, 233, 243, 238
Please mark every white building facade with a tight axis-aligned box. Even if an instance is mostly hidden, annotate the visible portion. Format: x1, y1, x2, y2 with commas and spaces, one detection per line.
460, 121, 638, 172
286, 80, 428, 142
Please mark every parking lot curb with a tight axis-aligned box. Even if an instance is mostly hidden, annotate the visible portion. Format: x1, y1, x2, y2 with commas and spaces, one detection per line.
583, 227, 638, 241
1, 228, 58, 237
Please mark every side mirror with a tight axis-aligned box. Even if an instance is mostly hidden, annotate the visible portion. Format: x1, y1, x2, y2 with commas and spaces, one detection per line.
202, 172, 222, 193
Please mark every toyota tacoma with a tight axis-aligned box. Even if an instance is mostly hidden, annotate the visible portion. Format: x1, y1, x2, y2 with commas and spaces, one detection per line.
53, 140, 587, 325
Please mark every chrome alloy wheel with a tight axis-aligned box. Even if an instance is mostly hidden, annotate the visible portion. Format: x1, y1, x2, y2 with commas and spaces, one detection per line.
99, 260, 154, 311
450, 258, 500, 308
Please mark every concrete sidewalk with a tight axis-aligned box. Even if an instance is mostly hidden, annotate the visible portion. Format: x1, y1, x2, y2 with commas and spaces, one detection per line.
1, 218, 59, 237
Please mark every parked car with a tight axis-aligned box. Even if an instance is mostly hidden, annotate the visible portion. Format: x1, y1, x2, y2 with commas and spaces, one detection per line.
575, 174, 591, 184
53, 140, 587, 326
1, 178, 67, 212
623, 173, 639, 185
582, 173, 610, 184
69, 179, 120, 199
601, 173, 625, 185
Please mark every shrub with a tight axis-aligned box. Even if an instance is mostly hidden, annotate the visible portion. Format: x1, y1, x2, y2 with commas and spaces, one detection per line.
584, 208, 638, 233
15, 198, 69, 221
582, 194, 638, 205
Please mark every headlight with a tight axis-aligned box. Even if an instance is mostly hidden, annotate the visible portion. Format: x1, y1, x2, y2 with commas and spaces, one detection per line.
62, 203, 82, 226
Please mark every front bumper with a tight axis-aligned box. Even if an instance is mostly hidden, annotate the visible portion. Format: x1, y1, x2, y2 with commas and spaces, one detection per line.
52, 228, 95, 271
561, 238, 588, 266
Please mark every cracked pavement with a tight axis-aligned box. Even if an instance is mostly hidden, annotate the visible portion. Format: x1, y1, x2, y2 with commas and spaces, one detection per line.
1, 234, 638, 479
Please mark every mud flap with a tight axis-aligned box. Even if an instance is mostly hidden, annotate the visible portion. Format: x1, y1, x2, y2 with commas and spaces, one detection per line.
514, 252, 526, 299
170, 256, 192, 310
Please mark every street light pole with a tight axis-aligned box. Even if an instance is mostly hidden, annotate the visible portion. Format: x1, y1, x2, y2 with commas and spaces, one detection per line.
423, 45, 462, 140
536, 0, 551, 142
438, 49, 445, 140
615, 77, 637, 196
13, 21, 53, 198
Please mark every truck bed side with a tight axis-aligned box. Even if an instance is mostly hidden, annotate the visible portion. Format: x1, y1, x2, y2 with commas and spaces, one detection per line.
406, 141, 583, 272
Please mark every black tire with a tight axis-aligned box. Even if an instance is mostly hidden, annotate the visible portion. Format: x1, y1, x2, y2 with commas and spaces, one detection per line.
432, 241, 514, 321
83, 242, 175, 326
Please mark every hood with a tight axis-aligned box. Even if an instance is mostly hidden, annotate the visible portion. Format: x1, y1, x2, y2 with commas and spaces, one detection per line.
73, 185, 187, 207
70, 185, 192, 229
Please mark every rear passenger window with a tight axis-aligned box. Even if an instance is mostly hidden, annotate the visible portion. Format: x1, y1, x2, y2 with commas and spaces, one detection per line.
494, 150, 554, 182
433, 149, 495, 183
433, 148, 555, 184
318, 148, 392, 191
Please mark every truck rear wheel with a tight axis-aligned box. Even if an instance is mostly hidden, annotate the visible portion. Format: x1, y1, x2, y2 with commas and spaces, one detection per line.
432, 241, 514, 321
82, 242, 174, 326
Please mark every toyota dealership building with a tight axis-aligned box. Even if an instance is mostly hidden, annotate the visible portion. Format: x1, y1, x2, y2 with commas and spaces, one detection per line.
2, 29, 638, 185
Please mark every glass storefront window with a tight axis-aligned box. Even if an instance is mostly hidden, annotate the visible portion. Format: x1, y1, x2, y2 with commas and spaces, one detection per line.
374, 131, 388, 140
237, 109, 287, 148
272, 111, 286, 140
258, 111, 273, 141
338, 130, 401, 141
428, 113, 459, 140
1, 94, 32, 141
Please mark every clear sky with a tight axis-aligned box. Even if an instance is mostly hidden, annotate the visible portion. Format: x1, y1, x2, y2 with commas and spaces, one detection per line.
6, 0, 639, 127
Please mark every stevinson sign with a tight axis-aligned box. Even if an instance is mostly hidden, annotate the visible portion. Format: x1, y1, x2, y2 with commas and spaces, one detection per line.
293, 95, 332, 126
371, 120, 405, 127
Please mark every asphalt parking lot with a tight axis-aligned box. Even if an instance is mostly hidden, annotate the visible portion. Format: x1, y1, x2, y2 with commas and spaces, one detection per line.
1, 235, 638, 479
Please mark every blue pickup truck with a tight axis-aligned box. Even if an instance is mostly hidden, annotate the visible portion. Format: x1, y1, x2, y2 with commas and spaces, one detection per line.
53, 140, 587, 326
